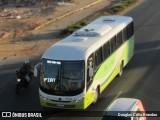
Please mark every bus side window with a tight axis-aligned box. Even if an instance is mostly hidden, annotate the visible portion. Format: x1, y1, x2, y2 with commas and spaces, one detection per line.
117, 31, 123, 46
123, 27, 127, 41
110, 36, 117, 53
102, 41, 110, 60
87, 54, 94, 84
127, 21, 134, 39
95, 47, 103, 68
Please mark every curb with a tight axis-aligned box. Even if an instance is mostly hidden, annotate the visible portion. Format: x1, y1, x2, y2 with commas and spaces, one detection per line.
34, 0, 103, 30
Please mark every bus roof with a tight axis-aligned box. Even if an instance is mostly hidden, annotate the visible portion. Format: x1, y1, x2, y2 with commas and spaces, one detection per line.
42, 16, 133, 61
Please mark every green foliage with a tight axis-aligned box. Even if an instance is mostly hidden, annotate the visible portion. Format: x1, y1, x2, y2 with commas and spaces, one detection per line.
109, 0, 135, 14
62, 21, 87, 35
62, 0, 136, 36
111, 3, 126, 13
126, 0, 135, 4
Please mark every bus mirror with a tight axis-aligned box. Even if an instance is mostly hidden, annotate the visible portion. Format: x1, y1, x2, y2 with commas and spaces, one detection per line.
34, 63, 41, 77
89, 68, 94, 77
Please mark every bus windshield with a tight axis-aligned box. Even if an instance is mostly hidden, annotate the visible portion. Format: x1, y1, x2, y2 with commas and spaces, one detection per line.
40, 59, 84, 96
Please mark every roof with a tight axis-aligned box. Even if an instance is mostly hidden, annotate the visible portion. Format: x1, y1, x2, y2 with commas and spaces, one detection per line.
42, 16, 133, 60
105, 98, 139, 116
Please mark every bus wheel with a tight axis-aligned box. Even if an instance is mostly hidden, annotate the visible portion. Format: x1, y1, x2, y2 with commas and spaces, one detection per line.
93, 88, 99, 104
118, 61, 123, 77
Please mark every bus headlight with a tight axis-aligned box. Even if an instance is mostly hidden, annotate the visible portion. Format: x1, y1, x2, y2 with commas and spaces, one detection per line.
40, 95, 47, 100
17, 79, 21, 82
74, 97, 84, 103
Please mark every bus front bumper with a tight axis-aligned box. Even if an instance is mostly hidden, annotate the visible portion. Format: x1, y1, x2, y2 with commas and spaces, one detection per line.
40, 95, 86, 109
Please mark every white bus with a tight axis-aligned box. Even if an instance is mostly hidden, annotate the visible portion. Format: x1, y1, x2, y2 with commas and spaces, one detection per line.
34, 15, 134, 109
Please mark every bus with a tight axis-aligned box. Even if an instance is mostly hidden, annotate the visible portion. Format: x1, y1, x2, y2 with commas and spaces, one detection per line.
34, 15, 134, 109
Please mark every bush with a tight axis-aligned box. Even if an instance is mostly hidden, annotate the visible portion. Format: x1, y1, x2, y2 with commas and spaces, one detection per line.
62, 0, 136, 36
62, 21, 86, 35
126, 0, 135, 4
111, 3, 126, 13
109, 0, 135, 14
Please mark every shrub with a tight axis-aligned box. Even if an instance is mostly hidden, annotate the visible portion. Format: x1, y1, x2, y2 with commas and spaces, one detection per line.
62, 21, 86, 35
62, 0, 136, 36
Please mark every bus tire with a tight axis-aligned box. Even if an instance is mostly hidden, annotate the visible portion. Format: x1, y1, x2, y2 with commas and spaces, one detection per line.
118, 61, 123, 77
93, 88, 99, 104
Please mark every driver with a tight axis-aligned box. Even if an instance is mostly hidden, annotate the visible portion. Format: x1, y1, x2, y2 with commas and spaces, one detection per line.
69, 82, 77, 91
19, 60, 33, 82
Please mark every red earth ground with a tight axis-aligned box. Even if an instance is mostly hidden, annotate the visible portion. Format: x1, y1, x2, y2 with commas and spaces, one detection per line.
0, 0, 143, 65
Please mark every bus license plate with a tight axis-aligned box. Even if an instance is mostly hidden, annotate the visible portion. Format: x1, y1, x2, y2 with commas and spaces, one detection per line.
56, 104, 64, 107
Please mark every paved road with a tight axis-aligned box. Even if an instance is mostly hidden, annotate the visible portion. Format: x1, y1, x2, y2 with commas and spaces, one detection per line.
1, 0, 160, 120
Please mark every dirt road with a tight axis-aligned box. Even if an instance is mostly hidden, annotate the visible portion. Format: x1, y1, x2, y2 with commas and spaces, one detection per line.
0, 0, 142, 65
0, 0, 112, 65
